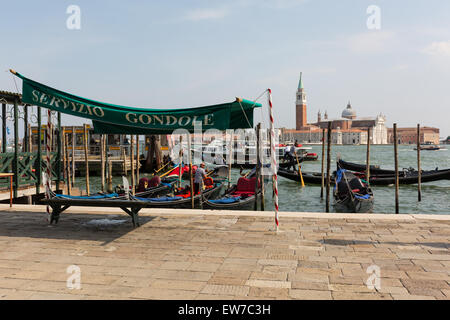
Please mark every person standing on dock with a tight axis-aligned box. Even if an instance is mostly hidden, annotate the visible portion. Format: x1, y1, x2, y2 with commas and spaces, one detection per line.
194, 162, 207, 195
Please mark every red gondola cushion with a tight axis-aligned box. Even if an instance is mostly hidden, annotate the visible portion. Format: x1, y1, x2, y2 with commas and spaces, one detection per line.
236, 177, 256, 192
149, 176, 161, 187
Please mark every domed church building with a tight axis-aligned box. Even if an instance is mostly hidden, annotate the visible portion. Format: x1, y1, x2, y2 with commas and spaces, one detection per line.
283, 73, 388, 145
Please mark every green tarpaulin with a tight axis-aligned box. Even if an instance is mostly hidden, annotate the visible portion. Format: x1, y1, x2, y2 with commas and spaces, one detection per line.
12, 71, 261, 134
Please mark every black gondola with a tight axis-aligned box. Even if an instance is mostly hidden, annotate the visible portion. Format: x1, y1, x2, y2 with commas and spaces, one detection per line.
115, 177, 177, 198
202, 176, 258, 211
333, 167, 374, 213
337, 159, 395, 175
278, 166, 450, 186
278, 168, 328, 184
132, 180, 223, 209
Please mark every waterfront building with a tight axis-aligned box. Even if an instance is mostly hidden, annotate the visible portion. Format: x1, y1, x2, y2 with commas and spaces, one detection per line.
288, 73, 387, 145
387, 127, 440, 145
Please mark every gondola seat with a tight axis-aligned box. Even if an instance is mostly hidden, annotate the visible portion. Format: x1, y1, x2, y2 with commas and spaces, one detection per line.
231, 177, 256, 197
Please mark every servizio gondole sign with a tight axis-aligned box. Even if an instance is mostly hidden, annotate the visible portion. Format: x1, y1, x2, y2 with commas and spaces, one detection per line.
11, 70, 261, 134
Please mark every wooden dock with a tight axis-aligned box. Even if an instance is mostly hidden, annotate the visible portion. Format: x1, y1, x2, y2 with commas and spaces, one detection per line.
72, 157, 138, 176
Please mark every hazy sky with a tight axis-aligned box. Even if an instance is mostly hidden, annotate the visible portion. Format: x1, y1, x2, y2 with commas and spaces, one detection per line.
1, 0, 449, 137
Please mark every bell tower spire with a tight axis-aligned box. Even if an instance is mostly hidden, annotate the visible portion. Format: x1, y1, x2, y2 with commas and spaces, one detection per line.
296, 72, 307, 129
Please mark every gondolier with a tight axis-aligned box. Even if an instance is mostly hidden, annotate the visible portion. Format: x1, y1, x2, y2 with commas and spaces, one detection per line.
285, 145, 296, 170
194, 162, 207, 194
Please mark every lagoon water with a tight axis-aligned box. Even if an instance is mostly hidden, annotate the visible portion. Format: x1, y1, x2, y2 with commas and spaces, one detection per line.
72, 145, 450, 215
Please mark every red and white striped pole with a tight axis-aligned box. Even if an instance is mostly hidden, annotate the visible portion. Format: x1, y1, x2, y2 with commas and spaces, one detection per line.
45, 109, 52, 222
268, 89, 279, 231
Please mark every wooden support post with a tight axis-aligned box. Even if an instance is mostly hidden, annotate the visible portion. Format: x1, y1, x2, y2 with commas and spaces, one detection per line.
36, 107, 42, 194
56, 112, 62, 191
227, 132, 232, 189
13, 99, 19, 199
259, 127, 265, 211
417, 124, 422, 202
27, 124, 32, 152
366, 127, 371, 184
178, 135, 183, 188
71, 126, 75, 185
62, 132, 67, 181
136, 135, 140, 182
325, 122, 332, 213
145, 135, 153, 172
105, 134, 109, 177
155, 135, 162, 170
320, 128, 325, 198
83, 124, 90, 196
254, 123, 261, 211
188, 134, 194, 209
64, 133, 72, 195
122, 147, 127, 176
130, 135, 135, 195
108, 158, 113, 193
1, 103, 6, 153
23, 105, 28, 152
394, 123, 399, 214
101, 134, 105, 193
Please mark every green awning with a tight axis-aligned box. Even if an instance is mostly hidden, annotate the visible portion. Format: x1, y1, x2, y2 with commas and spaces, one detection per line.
12, 70, 261, 134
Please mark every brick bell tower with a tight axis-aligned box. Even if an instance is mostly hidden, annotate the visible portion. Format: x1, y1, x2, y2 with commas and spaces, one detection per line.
296, 72, 307, 130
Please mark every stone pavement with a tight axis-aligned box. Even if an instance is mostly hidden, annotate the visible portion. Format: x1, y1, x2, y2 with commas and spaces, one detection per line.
0, 204, 449, 300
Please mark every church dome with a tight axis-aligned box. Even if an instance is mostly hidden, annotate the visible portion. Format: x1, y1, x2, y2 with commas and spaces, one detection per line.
341, 102, 356, 119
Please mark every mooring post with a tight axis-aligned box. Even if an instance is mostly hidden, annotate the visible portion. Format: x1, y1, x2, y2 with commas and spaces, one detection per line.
56, 112, 62, 191
13, 99, 19, 199
131, 135, 135, 195
36, 107, 42, 195
417, 124, 422, 202
71, 126, 75, 185
394, 123, 399, 214
188, 133, 194, 209
320, 128, 325, 198
27, 124, 32, 153
227, 132, 232, 190
366, 127, 371, 184
107, 158, 113, 193
325, 121, 332, 213
178, 135, 183, 189
136, 135, 140, 182
122, 146, 127, 176
1, 103, 6, 153
64, 133, 72, 195
101, 134, 105, 193
23, 105, 28, 153
259, 125, 265, 211
83, 124, 90, 196
254, 123, 261, 211
62, 131, 67, 181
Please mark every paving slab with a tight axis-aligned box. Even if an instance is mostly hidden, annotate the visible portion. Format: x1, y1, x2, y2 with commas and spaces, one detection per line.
0, 204, 449, 300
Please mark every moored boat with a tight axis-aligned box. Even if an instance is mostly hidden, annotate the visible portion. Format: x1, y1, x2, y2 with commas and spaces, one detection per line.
132, 179, 223, 209
333, 168, 374, 213
202, 176, 258, 210
278, 166, 450, 186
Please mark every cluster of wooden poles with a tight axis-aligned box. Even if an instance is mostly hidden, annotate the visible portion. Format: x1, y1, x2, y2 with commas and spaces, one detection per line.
60, 124, 143, 196
318, 122, 423, 213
